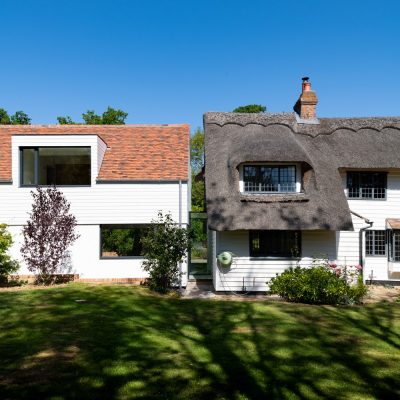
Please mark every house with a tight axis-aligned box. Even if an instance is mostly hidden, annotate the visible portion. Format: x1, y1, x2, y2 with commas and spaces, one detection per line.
204, 78, 400, 291
0, 124, 189, 283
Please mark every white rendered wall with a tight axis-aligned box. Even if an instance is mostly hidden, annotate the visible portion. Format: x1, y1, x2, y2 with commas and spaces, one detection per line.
7, 225, 188, 284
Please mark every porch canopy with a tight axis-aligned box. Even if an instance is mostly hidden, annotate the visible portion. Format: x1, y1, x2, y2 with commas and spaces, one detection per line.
386, 219, 400, 230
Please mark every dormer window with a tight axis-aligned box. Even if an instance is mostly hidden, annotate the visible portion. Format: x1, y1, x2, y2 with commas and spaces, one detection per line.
243, 165, 297, 193
347, 172, 387, 199
20, 147, 91, 186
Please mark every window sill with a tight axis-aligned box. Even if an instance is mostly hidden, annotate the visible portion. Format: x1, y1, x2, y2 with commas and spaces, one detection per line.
240, 192, 308, 203
20, 185, 92, 188
347, 197, 386, 201
249, 257, 301, 261
100, 256, 144, 260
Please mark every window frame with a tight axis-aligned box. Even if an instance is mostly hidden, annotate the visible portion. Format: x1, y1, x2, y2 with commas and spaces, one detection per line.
249, 230, 302, 258
242, 164, 298, 194
365, 230, 386, 257
388, 230, 400, 262
346, 171, 387, 200
99, 224, 150, 259
20, 146, 92, 187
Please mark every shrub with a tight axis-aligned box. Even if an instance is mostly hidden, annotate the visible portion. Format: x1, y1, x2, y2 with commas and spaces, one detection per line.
0, 224, 19, 284
268, 263, 367, 305
20, 187, 79, 285
142, 212, 191, 293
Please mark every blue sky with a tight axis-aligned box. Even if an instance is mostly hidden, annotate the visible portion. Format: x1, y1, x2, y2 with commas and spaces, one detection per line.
1, 0, 400, 131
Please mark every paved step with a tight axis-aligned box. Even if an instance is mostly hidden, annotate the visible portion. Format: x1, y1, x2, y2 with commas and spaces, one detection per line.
183, 280, 215, 298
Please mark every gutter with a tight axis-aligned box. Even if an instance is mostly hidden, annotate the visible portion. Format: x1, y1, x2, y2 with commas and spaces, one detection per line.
350, 210, 373, 274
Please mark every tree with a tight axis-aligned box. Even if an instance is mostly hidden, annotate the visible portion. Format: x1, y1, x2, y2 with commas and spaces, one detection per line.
57, 116, 76, 125
232, 104, 266, 113
190, 128, 205, 211
0, 224, 19, 284
142, 212, 191, 293
57, 106, 128, 125
11, 111, 31, 125
0, 108, 31, 125
21, 187, 79, 284
0, 108, 11, 124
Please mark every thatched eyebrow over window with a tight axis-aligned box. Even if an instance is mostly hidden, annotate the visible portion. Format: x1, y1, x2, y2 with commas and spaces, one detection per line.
204, 112, 400, 232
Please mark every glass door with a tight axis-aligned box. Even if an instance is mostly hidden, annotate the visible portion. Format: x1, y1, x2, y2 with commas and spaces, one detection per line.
189, 212, 211, 279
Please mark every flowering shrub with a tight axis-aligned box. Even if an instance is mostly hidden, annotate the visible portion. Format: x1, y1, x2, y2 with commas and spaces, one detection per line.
268, 260, 367, 305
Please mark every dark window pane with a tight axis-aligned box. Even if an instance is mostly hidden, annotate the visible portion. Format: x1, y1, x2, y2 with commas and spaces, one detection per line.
347, 172, 387, 199
250, 230, 301, 257
38, 147, 91, 185
244, 165, 296, 193
393, 231, 400, 262
366, 230, 386, 256
101, 226, 148, 257
21, 148, 35, 185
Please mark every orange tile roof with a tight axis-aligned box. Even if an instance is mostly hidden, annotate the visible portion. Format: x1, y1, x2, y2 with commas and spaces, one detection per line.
0, 124, 189, 182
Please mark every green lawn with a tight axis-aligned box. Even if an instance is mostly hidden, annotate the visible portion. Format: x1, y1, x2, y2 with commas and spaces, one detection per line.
0, 284, 399, 400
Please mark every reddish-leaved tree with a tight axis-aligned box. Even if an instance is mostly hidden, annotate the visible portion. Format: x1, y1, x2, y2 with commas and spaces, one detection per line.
21, 187, 79, 284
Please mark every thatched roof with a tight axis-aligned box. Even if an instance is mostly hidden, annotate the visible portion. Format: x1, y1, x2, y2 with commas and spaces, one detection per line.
204, 112, 400, 231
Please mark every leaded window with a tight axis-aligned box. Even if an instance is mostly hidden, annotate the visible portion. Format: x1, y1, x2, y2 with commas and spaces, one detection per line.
365, 230, 386, 256
389, 230, 400, 262
243, 165, 296, 193
347, 172, 387, 199
250, 230, 301, 257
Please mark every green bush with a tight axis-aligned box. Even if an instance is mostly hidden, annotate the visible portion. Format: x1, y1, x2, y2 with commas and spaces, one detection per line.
0, 224, 19, 284
142, 212, 191, 293
268, 265, 367, 305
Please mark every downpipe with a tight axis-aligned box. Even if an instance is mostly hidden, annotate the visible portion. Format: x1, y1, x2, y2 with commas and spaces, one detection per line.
179, 179, 183, 291
351, 210, 373, 282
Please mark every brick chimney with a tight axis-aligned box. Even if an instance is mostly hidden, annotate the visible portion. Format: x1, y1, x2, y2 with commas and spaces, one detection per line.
293, 77, 318, 120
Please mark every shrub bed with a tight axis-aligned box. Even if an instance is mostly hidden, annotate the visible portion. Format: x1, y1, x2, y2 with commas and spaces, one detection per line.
268, 263, 368, 305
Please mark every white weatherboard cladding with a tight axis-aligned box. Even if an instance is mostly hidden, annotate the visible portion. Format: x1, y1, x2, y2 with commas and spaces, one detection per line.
215, 230, 336, 292
7, 225, 188, 284
1, 134, 189, 281
213, 171, 400, 291
340, 171, 400, 282
0, 135, 188, 225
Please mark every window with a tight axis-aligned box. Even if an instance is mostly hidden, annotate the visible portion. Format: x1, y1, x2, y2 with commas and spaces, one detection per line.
365, 230, 386, 256
243, 165, 296, 193
347, 172, 387, 199
100, 225, 149, 258
249, 230, 301, 257
389, 230, 400, 262
21, 147, 91, 186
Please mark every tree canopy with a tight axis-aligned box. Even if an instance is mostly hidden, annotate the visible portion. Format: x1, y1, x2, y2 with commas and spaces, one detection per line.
0, 108, 31, 125
57, 107, 128, 125
232, 104, 266, 113
190, 128, 205, 211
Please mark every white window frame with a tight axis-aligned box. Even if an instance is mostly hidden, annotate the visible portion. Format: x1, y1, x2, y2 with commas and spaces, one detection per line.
239, 163, 302, 194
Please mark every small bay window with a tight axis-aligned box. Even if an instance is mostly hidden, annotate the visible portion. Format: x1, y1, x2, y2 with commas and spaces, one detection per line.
389, 230, 400, 262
